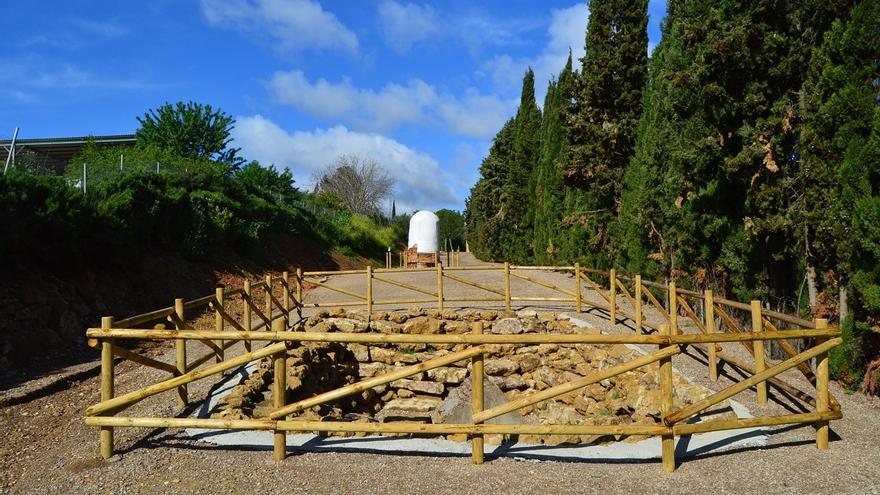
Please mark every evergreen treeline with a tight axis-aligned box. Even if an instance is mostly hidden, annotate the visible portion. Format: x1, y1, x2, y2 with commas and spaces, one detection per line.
465, 0, 880, 383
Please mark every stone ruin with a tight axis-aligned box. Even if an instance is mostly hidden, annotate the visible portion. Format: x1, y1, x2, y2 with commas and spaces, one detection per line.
211, 307, 735, 445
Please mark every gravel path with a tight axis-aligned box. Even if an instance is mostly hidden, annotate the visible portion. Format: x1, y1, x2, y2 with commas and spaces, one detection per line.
2, 254, 878, 494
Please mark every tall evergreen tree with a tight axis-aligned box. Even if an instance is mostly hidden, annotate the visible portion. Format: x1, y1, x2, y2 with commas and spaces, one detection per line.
465, 118, 516, 261
800, 0, 880, 378
499, 69, 542, 263
562, 0, 648, 267
618, 0, 847, 300
531, 55, 575, 264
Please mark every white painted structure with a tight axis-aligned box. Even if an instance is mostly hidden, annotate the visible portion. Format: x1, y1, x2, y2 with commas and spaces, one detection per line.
408, 210, 439, 253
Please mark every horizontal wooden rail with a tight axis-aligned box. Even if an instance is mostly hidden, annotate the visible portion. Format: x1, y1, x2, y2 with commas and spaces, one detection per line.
673, 409, 842, 435
115, 307, 174, 328
509, 265, 575, 271
86, 327, 840, 345
304, 269, 368, 276
84, 416, 670, 436
183, 293, 219, 310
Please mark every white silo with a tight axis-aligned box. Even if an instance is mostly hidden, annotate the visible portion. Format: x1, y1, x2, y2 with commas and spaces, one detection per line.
408, 210, 439, 253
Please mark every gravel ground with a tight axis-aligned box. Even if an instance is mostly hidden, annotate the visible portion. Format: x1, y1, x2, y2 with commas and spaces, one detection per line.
2, 253, 878, 495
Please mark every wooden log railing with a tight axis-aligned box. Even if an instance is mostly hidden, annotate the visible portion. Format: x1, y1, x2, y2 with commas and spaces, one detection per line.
86, 320, 841, 473
85, 259, 843, 472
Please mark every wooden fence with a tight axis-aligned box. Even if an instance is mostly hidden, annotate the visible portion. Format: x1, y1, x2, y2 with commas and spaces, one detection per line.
83, 261, 842, 473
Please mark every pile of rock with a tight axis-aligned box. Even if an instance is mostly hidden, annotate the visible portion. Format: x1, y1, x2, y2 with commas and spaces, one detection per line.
211, 307, 734, 445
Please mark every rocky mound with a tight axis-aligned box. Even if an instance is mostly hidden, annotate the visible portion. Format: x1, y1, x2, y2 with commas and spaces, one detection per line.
211, 308, 734, 445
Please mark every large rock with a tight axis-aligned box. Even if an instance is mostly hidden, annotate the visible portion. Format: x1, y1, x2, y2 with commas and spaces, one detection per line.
376, 397, 442, 422
427, 367, 468, 384
491, 318, 523, 334
325, 317, 369, 333
404, 317, 445, 334
392, 379, 445, 395
484, 358, 519, 376
357, 362, 387, 377
432, 376, 524, 425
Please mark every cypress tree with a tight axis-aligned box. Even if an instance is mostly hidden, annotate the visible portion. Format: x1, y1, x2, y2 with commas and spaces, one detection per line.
618, 0, 846, 299
562, 0, 648, 268
499, 69, 542, 263
800, 0, 880, 379
465, 118, 516, 261
531, 54, 575, 264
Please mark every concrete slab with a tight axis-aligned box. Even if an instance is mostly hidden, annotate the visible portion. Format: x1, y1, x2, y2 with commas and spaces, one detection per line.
186, 316, 768, 461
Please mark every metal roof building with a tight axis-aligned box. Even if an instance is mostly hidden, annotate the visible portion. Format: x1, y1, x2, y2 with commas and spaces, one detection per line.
1, 133, 136, 174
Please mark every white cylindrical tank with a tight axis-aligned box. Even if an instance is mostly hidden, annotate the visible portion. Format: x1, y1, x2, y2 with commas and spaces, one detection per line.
408, 210, 439, 253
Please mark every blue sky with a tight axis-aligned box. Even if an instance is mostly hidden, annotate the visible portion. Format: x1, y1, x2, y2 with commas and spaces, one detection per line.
1, 0, 666, 212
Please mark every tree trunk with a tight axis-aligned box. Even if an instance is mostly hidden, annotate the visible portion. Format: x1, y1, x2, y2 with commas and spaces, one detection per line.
839, 283, 848, 324
806, 265, 818, 307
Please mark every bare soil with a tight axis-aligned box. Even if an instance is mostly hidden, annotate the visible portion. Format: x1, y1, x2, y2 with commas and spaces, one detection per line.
1, 253, 878, 495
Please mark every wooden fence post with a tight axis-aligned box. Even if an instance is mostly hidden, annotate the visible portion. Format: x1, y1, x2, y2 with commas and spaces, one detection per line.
503, 262, 511, 313
174, 298, 188, 406
705, 289, 717, 382
660, 323, 675, 473
296, 267, 303, 320
815, 317, 829, 450
751, 300, 767, 404
669, 280, 678, 334
446, 250, 450, 267
574, 263, 582, 313
283, 271, 290, 314
100, 316, 114, 459
635, 275, 643, 334
265, 275, 273, 325
437, 263, 444, 312
243, 279, 252, 352
273, 319, 287, 461
215, 286, 225, 364
471, 321, 485, 464
609, 268, 617, 324
367, 265, 373, 317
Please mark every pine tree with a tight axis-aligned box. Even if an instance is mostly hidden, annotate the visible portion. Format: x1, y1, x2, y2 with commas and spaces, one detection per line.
499, 69, 542, 263
531, 55, 575, 264
562, 0, 648, 268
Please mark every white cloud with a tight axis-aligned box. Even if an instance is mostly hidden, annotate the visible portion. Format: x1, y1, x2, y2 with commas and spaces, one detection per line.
377, 1, 440, 54
436, 88, 512, 138
0, 58, 156, 92
201, 0, 358, 53
268, 69, 514, 138
234, 115, 459, 210
479, 4, 588, 102
377, 1, 539, 55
